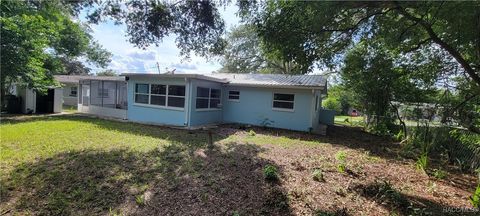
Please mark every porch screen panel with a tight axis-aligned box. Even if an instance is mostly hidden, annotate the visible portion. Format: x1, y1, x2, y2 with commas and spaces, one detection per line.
102, 81, 116, 108
90, 80, 102, 106
116, 82, 128, 109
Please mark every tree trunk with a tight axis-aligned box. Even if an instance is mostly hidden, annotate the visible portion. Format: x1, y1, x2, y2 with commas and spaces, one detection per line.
391, 102, 408, 138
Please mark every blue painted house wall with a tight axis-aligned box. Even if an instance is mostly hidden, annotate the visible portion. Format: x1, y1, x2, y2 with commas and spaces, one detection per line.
222, 86, 315, 131
127, 76, 187, 126
125, 75, 326, 132
188, 79, 223, 127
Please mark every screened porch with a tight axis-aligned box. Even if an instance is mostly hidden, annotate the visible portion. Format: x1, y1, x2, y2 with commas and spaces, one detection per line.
78, 77, 128, 119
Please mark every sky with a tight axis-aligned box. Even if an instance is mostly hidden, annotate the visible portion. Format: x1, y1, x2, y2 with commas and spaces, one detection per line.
84, 5, 240, 75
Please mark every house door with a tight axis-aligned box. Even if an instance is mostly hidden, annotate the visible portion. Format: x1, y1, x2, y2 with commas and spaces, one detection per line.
82, 85, 90, 106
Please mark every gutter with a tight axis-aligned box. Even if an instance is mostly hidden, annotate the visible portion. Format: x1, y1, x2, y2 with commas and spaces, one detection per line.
223, 83, 325, 90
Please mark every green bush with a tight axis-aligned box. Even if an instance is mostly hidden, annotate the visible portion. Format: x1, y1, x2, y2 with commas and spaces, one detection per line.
432, 169, 447, 179
415, 153, 428, 173
312, 169, 324, 182
335, 151, 347, 173
135, 194, 145, 206
323, 98, 342, 114
470, 184, 480, 208
264, 164, 278, 181
248, 129, 256, 136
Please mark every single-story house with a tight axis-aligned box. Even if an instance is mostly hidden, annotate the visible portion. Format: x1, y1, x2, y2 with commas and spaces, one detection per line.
10, 73, 334, 134
122, 73, 332, 134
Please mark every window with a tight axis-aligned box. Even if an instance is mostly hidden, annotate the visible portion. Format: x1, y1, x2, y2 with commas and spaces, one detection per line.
273, 93, 294, 111
315, 96, 319, 111
69, 86, 78, 97
134, 83, 185, 108
228, 90, 240, 101
135, 84, 149, 104
167, 85, 185, 108
150, 84, 166, 106
196, 87, 221, 110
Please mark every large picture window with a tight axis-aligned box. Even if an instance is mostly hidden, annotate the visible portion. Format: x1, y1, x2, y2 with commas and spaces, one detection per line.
196, 87, 221, 110
134, 83, 185, 109
273, 93, 294, 111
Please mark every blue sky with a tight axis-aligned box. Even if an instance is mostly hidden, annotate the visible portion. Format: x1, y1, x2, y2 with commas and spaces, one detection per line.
85, 5, 240, 75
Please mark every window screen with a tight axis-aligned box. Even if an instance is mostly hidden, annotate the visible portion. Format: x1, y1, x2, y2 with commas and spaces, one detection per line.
273, 93, 294, 110
135, 83, 185, 108
196, 87, 221, 109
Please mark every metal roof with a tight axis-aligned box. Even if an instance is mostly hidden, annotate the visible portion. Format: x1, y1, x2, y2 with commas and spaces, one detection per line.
54, 75, 125, 83
121, 73, 229, 83
121, 73, 326, 89
206, 73, 326, 89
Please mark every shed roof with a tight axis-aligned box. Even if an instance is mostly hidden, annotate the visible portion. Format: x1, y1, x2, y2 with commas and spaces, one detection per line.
54, 75, 125, 83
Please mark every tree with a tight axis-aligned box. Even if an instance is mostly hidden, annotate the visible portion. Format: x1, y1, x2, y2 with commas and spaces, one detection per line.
219, 24, 303, 74
341, 40, 437, 135
240, 1, 480, 86
83, 0, 227, 58
325, 85, 357, 115
219, 24, 265, 73
96, 69, 118, 76
1, 0, 111, 103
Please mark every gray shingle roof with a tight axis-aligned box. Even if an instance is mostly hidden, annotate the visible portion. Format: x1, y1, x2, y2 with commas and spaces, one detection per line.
206, 73, 326, 88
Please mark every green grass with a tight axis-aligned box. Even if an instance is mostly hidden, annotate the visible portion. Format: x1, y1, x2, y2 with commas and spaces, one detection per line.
0, 115, 215, 215
62, 105, 77, 113
0, 115, 204, 174
334, 115, 364, 127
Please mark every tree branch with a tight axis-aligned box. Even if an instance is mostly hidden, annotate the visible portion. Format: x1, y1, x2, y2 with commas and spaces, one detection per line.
404, 38, 431, 53
393, 1, 480, 87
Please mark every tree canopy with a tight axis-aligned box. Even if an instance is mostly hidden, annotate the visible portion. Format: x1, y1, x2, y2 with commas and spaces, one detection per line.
219, 24, 302, 74
239, 1, 479, 85
1, 0, 111, 98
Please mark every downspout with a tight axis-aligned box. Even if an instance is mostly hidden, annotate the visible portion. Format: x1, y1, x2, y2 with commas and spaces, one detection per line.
309, 89, 315, 131
185, 78, 191, 128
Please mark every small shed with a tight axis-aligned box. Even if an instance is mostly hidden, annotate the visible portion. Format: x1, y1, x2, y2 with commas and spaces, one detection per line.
12, 85, 63, 114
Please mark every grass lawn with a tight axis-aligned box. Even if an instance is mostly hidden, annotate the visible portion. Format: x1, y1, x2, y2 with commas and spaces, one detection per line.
334, 115, 365, 127
0, 114, 476, 215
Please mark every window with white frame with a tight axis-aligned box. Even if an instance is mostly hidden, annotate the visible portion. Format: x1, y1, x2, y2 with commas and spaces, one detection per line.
69, 86, 77, 97
135, 84, 149, 104
273, 93, 294, 110
315, 95, 319, 111
228, 90, 240, 101
134, 83, 185, 108
196, 87, 221, 109
167, 85, 186, 108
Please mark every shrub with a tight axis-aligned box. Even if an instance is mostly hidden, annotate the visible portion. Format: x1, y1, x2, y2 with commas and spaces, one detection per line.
432, 169, 447, 179
248, 129, 256, 136
323, 98, 342, 114
470, 184, 480, 208
312, 169, 324, 182
415, 153, 428, 173
335, 151, 347, 173
264, 164, 278, 181
135, 194, 145, 206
